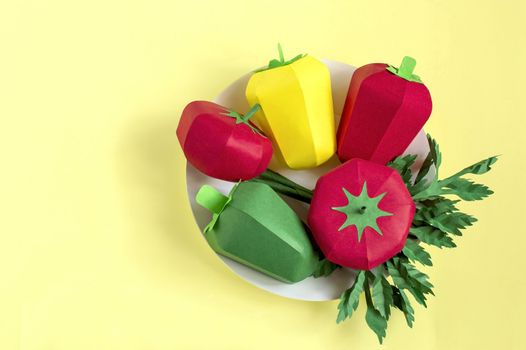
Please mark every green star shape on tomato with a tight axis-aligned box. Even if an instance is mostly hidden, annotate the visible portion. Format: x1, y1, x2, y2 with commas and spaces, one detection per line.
331, 182, 393, 241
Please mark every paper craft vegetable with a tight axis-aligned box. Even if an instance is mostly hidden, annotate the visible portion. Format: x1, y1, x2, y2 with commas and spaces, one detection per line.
196, 181, 318, 283
245, 44, 335, 169
177, 101, 272, 181
337, 56, 432, 165
308, 158, 416, 270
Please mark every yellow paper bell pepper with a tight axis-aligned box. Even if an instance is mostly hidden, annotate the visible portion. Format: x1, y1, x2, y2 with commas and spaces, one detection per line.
245, 45, 335, 169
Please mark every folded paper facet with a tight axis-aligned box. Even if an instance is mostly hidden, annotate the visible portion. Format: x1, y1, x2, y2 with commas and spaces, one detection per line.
337, 56, 432, 165
308, 159, 416, 270
196, 182, 317, 283
177, 101, 273, 182
245, 46, 335, 169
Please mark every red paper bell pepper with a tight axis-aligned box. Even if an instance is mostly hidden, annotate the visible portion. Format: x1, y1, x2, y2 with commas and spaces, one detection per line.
337, 56, 432, 165
308, 158, 415, 270
177, 101, 273, 181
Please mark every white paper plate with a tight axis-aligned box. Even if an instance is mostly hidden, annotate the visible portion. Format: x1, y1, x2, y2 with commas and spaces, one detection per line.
185, 59, 431, 301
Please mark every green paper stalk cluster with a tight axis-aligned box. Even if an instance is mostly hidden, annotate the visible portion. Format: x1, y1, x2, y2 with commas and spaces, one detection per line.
251, 168, 313, 203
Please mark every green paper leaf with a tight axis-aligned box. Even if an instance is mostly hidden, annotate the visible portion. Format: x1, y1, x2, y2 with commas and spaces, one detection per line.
426, 211, 477, 236
371, 272, 394, 320
414, 134, 440, 186
336, 271, 366, 323
336, 290, 350, 324
365, 305, 388, 344
387, 154, 417, 187
442, 177, 494, 201
312, 258, 340, 278
445, 155, 499, 180
386, 260, 426, 306
392, 287, 415, 327
403, 239, 433, 266
364, 277, 388, 344
412, 195, 478, 242
414, 197, 459, 223
386, 258, 433, 307
404, 261, 434, 292
412, 155, 498, 201
331, 182, 393, 241
410, 226, 457, 248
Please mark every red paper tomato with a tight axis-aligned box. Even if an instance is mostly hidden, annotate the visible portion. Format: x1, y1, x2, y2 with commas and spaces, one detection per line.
177, 101, 273, 182
337, 56, 432, 165
308, 158, 416, 270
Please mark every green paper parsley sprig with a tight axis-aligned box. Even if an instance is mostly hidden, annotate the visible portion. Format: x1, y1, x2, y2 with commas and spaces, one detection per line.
334, 134, 497, 344
252, 134, 498, 344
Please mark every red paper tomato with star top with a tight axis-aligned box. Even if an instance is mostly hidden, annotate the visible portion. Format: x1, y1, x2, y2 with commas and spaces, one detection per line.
307, 158, 416, 270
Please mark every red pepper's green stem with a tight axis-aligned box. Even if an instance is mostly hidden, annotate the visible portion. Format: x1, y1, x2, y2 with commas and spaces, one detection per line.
241, 103, 261, 123
386, 56, 422, 82
398, 56, 416, 80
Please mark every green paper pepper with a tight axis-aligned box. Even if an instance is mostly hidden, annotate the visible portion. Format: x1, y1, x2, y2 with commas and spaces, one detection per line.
196, 182, 317, 283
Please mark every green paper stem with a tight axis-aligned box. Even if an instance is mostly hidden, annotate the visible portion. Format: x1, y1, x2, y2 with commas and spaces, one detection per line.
254, 43, 306, 73
397, 56, 416, 80
222, 105, 264, 136
258, 169, 313, 194
253, 169, 314, 203
278, 43, 285, 63
386, 56, 422, 83
251, 178, 313, 203
196, 185, 229, 214
241, 103, 261, 123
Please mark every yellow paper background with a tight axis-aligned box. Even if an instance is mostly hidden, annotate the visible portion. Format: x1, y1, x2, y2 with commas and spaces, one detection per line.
0, 1, 524, 349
